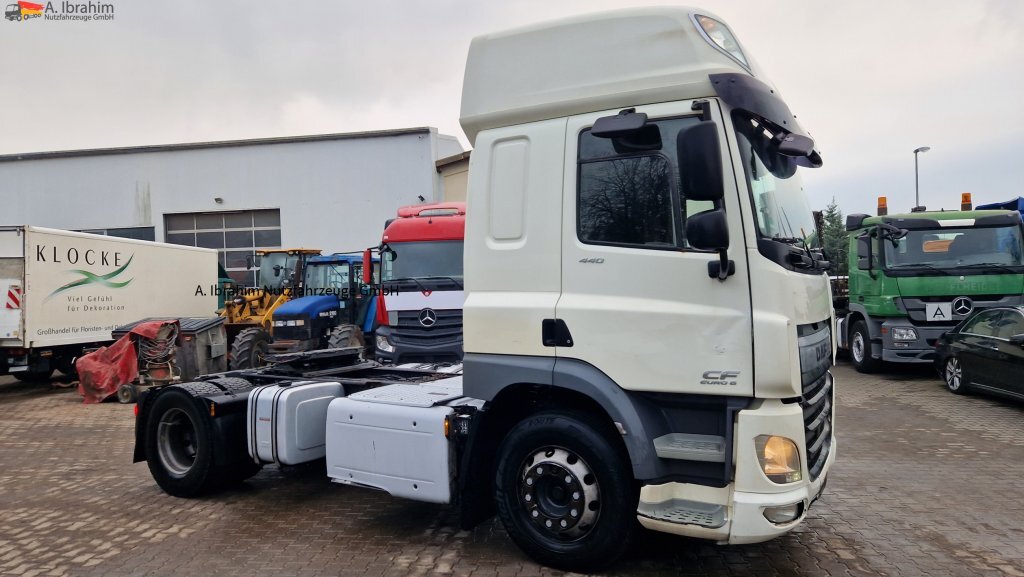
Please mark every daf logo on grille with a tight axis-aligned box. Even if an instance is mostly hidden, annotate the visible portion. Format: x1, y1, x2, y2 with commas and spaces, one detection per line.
418, 308, 437, 327
952, 297, 974, 316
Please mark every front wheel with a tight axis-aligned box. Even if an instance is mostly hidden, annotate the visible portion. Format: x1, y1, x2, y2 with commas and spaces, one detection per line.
850, 320, 881, 373
229, 327, 272, 370
943, 355, 970, 394
494, 411, 637, 573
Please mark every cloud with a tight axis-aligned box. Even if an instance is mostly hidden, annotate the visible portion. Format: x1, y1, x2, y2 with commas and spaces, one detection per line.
1, 0, 1021, 221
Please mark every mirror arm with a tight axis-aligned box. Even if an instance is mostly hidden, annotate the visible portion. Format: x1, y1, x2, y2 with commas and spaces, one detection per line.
708, 250, 735, 280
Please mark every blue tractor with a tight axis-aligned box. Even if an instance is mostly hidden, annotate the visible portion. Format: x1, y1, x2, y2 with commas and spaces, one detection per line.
253, 254, 378, 362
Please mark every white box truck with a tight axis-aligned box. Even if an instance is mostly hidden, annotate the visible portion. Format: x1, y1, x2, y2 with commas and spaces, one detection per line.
132, 7, 835, 572
0, 226, 219, 380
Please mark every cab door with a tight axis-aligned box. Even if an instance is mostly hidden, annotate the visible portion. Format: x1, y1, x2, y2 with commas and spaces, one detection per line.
992, 309, 1024, 396
555, 101, 754, 396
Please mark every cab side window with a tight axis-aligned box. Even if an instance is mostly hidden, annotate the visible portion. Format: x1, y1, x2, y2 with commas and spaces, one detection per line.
577, 116, 702, 249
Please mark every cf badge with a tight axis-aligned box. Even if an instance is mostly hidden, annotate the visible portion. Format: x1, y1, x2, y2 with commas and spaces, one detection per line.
701, 370, 740, 385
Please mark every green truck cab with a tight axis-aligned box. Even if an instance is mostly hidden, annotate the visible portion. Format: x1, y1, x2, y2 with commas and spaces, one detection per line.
838, 209, 1024, 372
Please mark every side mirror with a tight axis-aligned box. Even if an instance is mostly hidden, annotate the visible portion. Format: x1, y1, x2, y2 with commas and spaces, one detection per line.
677, 122, 724, 202
362, 249, 373, 285
686, 208, 729, 251
856, 235, 871, 270
773, 132, 815, 158
1009, 334, 1024, 346
687, 209, 733, 280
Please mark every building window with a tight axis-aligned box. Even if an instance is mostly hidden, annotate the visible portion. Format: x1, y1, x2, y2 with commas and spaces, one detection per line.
78, 227, 156, 241
164, 209, 281, 287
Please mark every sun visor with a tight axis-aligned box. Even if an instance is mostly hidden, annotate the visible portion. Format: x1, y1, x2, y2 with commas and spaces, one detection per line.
710, 73, 822, 168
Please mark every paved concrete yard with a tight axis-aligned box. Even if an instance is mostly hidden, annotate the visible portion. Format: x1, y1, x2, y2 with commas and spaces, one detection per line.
1, 363, 1023, 577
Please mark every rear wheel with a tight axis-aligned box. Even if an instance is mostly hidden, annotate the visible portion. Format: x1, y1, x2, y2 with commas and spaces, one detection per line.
944, 355, 970, 394
229, 327, 272, 370
494, 411, 637, 573
850, 320, 881, 373
146, 389, 215, 497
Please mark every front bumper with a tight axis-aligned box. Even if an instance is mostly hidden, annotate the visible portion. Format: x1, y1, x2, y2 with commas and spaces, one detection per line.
638, 439, 835, 543
638, 370, 836, 544
880, 320, 951, 363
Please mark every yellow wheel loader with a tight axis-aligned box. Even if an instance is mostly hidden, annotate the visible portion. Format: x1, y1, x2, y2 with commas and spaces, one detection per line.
221, 248, 321, 369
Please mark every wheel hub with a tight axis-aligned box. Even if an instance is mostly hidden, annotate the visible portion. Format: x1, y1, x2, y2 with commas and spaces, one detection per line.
156, 408, 198, 478
519, 448, 600, 540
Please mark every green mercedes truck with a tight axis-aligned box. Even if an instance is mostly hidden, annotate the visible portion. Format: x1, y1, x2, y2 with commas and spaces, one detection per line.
838, 209, 1024, 372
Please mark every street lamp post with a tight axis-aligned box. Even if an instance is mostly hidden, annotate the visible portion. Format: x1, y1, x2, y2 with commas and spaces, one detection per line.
914, 146, 931, 209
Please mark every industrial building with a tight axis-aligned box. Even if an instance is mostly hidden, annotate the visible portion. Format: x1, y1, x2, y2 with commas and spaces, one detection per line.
0, 127, 463, 285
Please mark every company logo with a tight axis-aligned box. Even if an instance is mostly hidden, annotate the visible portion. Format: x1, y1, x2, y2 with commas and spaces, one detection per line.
700, 370, 740, 386
952, 296, 973, 316
418, 308, 437, 327
5, 1, 115, 22
46, 254, 134, 301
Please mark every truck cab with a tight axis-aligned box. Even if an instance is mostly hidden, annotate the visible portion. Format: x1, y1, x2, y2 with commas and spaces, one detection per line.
371, 202, 465, 364
5, 4, 21, 20
840, 210, 1024, 371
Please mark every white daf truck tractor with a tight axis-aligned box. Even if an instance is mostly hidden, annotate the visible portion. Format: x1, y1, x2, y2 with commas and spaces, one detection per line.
133, 7, 835, 571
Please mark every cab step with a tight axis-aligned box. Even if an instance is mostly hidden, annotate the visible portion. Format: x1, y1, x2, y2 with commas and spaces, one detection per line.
653, 433, 726, 462
637, 499, 727, 528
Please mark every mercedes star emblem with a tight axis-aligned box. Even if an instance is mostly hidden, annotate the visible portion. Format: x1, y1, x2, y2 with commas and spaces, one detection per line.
952, 297, 973, 316
418, 308, 437, 327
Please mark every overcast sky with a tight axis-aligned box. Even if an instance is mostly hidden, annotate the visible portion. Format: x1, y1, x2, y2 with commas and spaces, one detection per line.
1, 0, 1021, 216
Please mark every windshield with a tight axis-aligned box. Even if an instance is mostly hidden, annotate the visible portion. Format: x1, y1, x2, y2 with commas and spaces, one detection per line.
733, 111, 818, 247
885, 226, 1024, 269
304, 262, 350, 292
258, 253, 298, 291
382, 241, 464, 284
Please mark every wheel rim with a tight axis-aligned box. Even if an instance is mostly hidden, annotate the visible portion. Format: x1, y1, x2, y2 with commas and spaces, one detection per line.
945, 357, 962, 391
157, 407, 198, 477
851, 331, 865, 363
518, 447, 600, 541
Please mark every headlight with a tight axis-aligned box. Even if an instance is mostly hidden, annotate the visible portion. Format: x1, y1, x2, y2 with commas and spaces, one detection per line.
273, 320, 285, 327
294, 319, 304, 326
375, 334, 394, 353
891, 327, 918, 341
755, 435, 802, 484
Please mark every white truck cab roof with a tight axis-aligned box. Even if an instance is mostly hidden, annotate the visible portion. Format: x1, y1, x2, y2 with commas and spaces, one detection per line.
459, 7, 768, 143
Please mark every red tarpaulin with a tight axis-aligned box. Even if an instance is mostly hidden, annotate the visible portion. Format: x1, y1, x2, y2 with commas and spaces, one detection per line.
76, 320, 177, 404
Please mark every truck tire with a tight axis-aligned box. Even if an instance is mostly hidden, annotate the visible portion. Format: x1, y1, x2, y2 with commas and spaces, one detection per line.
145, 388, 219, 497
229, 327, 272, 370
494, 411, 638, 573
12, 369, 54, 382
327, 324, 364, 352
849, 320, 881, 373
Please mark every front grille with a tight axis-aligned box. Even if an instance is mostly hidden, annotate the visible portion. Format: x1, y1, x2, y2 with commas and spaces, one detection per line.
898, 295, 1024, 325
801, 371, 833, 481
797, 321, 833, 481
393, 310, 463, 345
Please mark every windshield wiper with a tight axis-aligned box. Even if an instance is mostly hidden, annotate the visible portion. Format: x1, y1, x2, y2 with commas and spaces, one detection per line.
957, 263, 1021, 274
385, 277, 432, 294
889, 263, 951, 275
412, 275, 464, 290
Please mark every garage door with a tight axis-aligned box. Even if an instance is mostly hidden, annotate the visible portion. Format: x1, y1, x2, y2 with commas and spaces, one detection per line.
164, 209, 281, 287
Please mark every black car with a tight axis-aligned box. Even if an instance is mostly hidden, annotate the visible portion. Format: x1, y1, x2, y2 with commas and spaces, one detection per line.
934, 306, 1024, 401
